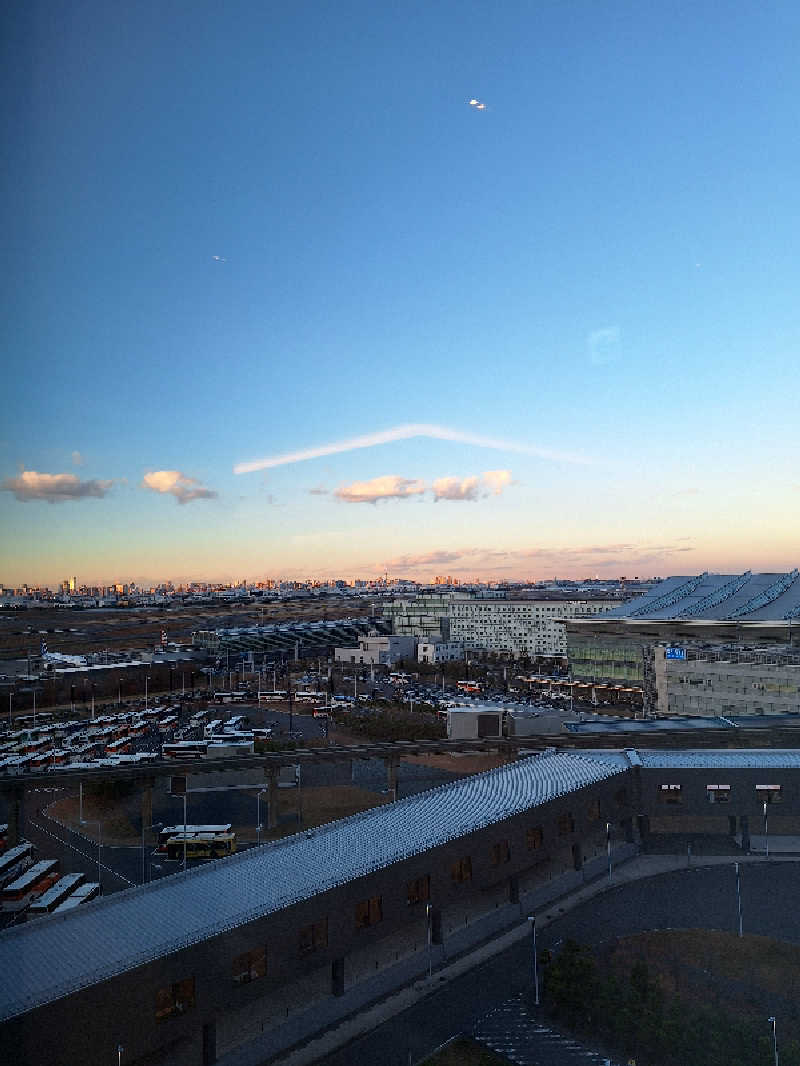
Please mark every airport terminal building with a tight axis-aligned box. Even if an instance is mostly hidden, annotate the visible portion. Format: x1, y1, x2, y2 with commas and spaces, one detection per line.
567, 571, 800, 716
3, 746, 800, 1066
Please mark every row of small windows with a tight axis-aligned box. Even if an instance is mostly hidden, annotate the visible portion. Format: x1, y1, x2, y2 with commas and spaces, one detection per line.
155, 808, 626, 1019
659, 784, 784, 805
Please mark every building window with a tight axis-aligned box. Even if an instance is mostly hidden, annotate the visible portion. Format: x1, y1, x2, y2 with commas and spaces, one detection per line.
299, 918, 328, 955
557, 812, 575, 836
756, 785, 783, 804
614, 787, 628, 806
659, 784, 683, 805
527, 826, 544, 850
451, 856, 472, 883
407, 875, 430, 905
587, 799, 601, 821
232, 946, 267, 984
491, 840, 511, 866
155, 977, 195, 1022
706, 785, 731, 804
355, 896, 383, 928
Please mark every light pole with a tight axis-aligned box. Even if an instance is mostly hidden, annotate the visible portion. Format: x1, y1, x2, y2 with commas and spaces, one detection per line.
7, 689, 11, 728
182, 792, 187, 871
606, 821, 612, 884
426, 901, 433, 979
145, 674, 150, 711
117, 1045, 124, 1066
97, 820, 103, 891
257, 789, 267, 845
735, 862, 743, 937
32, 687, 37, 728
144, 822, 163, 884
527, 914, 540, 1006
768, 1015, 779, 1066
764, 800, 770, 859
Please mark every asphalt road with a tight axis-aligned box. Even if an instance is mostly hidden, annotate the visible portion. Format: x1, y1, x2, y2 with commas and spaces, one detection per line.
312, 862, 800, 1066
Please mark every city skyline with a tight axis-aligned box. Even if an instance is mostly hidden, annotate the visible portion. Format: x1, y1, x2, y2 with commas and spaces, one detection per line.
4, 2, 800, 585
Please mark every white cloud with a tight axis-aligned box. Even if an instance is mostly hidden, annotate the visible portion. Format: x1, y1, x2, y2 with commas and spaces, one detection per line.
334, 475, 426, 504
330, 468, 515, 505
381, 540, 696, 574
71, 451, 85, 467
234, 424, 586, 475
1, 470, 112, 503
432, 475, 481, 501
433, 469, 513, 502
588, 326, 621, 366
481, 469, 513, 495
142, 470, 218, 504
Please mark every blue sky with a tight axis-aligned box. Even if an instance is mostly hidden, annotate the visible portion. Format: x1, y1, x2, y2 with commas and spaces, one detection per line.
2, 1, 799, 585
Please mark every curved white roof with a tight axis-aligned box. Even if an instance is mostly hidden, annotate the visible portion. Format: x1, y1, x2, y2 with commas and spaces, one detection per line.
611, 571, 800, 621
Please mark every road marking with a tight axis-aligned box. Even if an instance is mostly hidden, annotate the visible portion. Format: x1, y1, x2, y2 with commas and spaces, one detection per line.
28, 819, 135, 886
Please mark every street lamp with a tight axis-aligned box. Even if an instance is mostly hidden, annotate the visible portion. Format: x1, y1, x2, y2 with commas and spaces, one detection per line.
144, 822, 163, 884
527, 915, 540, 1006
768, 1016, 779, 1066
256, 790, 268, 845
735, 862, 743, 937
606, 821, 612, 884
145, 674, 151, 711
97, 820, 103, 891
764, 799, 770, 859
117, 1045, 124, 1066
426, 901, 433, 979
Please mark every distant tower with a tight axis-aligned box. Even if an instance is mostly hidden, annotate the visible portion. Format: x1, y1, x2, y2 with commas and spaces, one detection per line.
68, 576, 77, 592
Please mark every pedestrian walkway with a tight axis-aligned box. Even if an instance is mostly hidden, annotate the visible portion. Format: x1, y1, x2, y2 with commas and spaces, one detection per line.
243, 850, 797, 1066
473, 992, 616, 1066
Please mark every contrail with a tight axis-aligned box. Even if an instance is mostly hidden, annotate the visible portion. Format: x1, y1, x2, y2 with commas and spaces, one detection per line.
233, 423, 589, 475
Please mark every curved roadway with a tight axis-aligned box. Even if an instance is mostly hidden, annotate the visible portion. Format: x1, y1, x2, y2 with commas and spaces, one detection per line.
313, 862, 800, 1066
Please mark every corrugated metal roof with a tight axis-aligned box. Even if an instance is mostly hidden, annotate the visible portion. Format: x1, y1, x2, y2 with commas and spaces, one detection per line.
0, 750, 627, 1022
610, 571, 800, 621
635, 749, 800, 769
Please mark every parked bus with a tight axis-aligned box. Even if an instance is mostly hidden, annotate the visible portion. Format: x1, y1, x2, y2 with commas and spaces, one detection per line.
213, 691, 247, 703
162, 741, 208, 760
165, 832, 237, 861
258, 691, 287, 702
156, 824, 233, 852
105, 738, 131, 756
28, 872, 86, 916
52, 881, 101, 912
0, 843, 34, 887
2, 859, 60, 911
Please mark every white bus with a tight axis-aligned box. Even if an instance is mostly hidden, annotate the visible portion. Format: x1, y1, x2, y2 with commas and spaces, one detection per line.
156, 824, 233, 853
53, 881, 101, 912
29, 872, 86, 916
0, 843, 34, 887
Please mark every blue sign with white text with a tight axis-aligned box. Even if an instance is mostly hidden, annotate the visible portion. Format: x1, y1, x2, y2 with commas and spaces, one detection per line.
665, 647, 686, 660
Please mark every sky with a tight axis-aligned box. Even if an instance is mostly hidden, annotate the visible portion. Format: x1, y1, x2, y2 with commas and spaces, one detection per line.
2, 0, 800, 586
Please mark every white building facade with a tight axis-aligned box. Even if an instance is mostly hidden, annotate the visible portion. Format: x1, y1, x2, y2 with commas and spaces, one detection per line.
417, 640, 465, 664
446, 598, 618, 658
